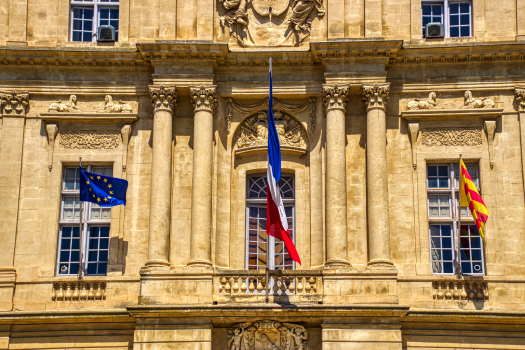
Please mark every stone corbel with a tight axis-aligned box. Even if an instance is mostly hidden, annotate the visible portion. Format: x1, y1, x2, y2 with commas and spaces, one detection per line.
407, 122, 420, 170
120, 124, 132, 172
45, 123, 58, 171
484, 119, 496, 169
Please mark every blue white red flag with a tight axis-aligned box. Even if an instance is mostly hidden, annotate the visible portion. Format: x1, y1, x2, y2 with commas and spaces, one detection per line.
266, 61, 301, 265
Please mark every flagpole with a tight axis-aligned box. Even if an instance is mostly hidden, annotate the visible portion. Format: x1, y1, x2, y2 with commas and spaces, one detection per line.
456, 154, 462, 278
78, 157, 84, 280
266, 57, 272, 303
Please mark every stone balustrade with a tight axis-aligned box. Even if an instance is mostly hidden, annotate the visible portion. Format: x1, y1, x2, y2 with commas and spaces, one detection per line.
51, 280, 107, 302
433, 280, 488, 301
214, 270, 323, 303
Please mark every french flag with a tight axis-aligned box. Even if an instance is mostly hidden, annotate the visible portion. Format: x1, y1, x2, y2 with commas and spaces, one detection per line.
266, 62, 301, 265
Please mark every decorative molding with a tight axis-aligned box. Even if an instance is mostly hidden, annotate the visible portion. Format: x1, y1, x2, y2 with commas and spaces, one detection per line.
407, 92, 439, 110
228, 320, 308, 350
190, 85, 218, 115
323, 84, 349, 112
120, 124, 133, 171
484, 120, 497, 169
98, 95, 133, 113
59, 130, 120, 149
45, 123, 58, 171
40, 113, 138, 123
150, 85, 178, 114
433, 280, 488, 301
421, 127, 483, 147
0, 91, 30, 116
233, 110, 308, 150
462, 90, 495, 109
362, 83, 390, 111
49, 95, 82, 113
308, 97, 317, 132
516, 88, 525, 111
407, 122, 420, 169
52, 281, 106, 302
401, 108, 504, 121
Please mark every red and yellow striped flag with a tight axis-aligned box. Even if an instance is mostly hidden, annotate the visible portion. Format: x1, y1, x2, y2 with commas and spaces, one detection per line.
460, 159, 489, 245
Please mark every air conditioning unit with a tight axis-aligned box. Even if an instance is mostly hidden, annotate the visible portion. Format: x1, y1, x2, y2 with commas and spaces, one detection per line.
97, 25, 115, 42
425, 22, 444, 38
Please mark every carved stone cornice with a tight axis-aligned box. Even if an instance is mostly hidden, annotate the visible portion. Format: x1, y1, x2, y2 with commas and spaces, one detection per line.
362, 83, 390, 111
516, 88, 525, 111
190, 85, 218, 115
0, 91, 30, 116
322, 84, 349, 112
149, 85, 177, 114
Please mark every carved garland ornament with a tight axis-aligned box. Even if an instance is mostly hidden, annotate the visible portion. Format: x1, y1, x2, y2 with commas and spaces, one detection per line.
421, 127, 483, 147
233, 110, 308, 149
59, 130, 120, 149
228, 320, 308, 350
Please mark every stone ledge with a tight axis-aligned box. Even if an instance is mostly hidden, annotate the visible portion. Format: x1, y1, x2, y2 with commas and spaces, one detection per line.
401, 108, 504, 120
39, 113, 139, 122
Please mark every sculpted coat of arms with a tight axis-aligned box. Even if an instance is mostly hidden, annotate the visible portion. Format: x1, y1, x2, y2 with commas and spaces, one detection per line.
228, 320, 308, 350
218, 0, 325, 47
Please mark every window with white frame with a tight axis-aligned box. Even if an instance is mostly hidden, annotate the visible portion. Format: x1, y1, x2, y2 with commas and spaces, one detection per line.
58, 166, 113, 276
422, 0, 472, 38
427, 163, 485, 275
246, 175, 295, 271
71, 0, 119, 42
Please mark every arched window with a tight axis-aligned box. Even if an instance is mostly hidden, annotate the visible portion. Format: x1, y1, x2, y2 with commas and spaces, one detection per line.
246, 175, 295, 270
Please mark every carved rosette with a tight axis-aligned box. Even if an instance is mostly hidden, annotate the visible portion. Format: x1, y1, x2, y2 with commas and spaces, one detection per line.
227, 320, 308, 350
149, 85, 178, 114
362, 83, 390, 111
516, 88, 525, 111
0, 91, 30, 116
190, 85, 218, 116
323, 84, 349, 112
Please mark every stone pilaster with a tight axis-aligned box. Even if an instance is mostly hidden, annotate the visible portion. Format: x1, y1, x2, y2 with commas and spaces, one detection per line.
188, 85, 217, 268
362, 83, 394, 268
322, 84, 351, 268
146, 85, 177, 268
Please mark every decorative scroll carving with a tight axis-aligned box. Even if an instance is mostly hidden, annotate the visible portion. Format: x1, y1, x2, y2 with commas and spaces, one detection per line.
433, 280, 488, 301
46, 123, 58, 171
0, 91, 30, 116
228, 320, 308, 350
515, 88, 525, 111
421, 127, 482, 147
60, 130, 120, 149
190, 85, 218, 115
98, 95, 132, 113
233, 110, 307, 149
150, 85, 177, 114
462, 90, 495, 109
323, 84, 349, 112
286, 0, 325, 45
362, 83, 390, 111
49, 95, 81, 113
52, 281, 106, 302
407, 92, 439, 110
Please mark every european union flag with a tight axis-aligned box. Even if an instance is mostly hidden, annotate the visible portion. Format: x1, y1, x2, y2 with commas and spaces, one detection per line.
79, 167, 128, 207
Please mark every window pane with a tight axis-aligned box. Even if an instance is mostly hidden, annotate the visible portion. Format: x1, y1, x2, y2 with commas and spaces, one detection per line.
449, 3, 459, 14
438, 178, 449, 188
450, 27, 460, 37
450, 15, 459, 26
84, 19, 93, 31
460, 14, 470, 25
433, 5, 441, 15
460, 2, 470, 12
428, 195, 439, 206
460, 26, 470, 37
422, 5, 431, 16
443, 249, 453, 261
441, 225, 451, 236
100, 8, 109, 19
83, 32, 92, 41
428, 179, 438, 188
58, 226, 80, 275
438, 166, 448, 177
443, 262, 454, 274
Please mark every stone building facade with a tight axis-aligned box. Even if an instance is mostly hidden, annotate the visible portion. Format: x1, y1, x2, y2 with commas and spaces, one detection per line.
1, 0, 525, 349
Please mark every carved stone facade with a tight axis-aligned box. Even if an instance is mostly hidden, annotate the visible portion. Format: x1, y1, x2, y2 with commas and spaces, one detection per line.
407, 92, 439, 110
322, 84, 348, 111
190, 85, 218, 114
228, 320, 308, 350
0, 91, 30, 116
150, 85, 177, 114
48, 95, 81, 113
59, 130, 120, 149
421, 127, 483, 147
462, 90, 495, 109
362, 83, 389, 110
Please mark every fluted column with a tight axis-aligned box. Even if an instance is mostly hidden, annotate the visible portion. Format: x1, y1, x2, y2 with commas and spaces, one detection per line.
146, 85, 177, 268
362, 83, 394, 268
188, 85, 217, 268
323, 84, 351, 268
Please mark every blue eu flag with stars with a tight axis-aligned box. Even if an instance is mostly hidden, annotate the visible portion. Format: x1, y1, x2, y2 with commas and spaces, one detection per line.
79, 167, 128, 206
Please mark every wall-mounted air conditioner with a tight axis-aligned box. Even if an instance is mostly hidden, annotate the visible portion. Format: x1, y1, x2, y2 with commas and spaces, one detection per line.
97, 25, 115, 42
425, 23, 444, 38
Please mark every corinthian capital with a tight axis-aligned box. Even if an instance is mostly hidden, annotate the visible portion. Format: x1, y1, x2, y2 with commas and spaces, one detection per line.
190, 85, 218, 115
362, 83, 390, 111
515, 88, 525, 111
0, 91, 30, 116
322, 84, 349, 112
150, 85, 178, 114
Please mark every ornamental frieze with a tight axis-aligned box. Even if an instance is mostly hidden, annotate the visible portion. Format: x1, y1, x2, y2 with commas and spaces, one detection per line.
59, 130, 120, 149
228, 320, 308, 350
233, 110, 308, 149
421, 127, 482, 147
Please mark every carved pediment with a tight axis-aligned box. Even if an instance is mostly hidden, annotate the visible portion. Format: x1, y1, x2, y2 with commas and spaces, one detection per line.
233, 110, 308, 150
228, 320, 307, 350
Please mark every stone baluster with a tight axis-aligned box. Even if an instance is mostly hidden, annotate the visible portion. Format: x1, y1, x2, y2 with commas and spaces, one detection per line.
57, 283, 64, 301
477, 282, 484, 300
188, 85, 217, 268
95, 283, 102, 300
80, 283, 88, 301
362, 83, 394, 268
248, 277, 255, 294
88, 283, 95, 300
51, 285, 56, 301
288, 278, 295, 295
65, 284, 72, 301
146, 85, 178, 268
256, 278, 263, 294
460, 283, 468, 300
322, 84, 351, 268
72, 283, 79, 301
225, 278, 232, 294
